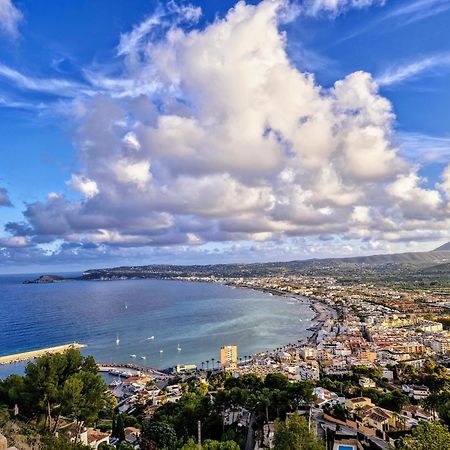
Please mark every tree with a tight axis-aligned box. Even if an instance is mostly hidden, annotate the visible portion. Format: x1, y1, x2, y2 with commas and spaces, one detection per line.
397, 422, 450, 450
41, 435, 91, 450
98, 444, 115, 450
142, 420, 177, 450
1, 348, 107, 435
61, 370, 108, 439
115, 413, 126, 442
425, 389, 450, 426
181, 438, 240, 450
117, 443, 135, 450
265, 373, 289, 391
273, 413, 325, 450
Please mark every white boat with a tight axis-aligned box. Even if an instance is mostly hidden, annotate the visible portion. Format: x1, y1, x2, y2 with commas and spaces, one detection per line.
115, 334, 120, 345
147, 336, 155, 340
177, 344, 182, 351
125, 304, 128, 309
159, 349, 164, 353
141, 356, 146, 360
130, 354, 136, 358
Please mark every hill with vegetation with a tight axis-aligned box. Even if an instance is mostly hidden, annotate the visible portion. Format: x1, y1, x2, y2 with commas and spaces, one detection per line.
26, 242, 450, 290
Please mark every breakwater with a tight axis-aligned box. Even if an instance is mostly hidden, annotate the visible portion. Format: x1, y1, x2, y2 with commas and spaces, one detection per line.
0, 343, 86, 365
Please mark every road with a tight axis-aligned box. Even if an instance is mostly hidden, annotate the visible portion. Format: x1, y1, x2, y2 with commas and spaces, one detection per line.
245, 413, 256, 450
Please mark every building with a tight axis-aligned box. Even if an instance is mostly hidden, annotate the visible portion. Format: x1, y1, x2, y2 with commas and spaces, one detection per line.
359, 377, 376, 389
402, 385, 430, 400
174, 364, 197, 373
0, 433, 19, 450
220, 345, 238, 369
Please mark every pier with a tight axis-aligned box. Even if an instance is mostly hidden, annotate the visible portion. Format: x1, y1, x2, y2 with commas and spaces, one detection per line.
0, 343, 87, 365
97, 362, 169, 379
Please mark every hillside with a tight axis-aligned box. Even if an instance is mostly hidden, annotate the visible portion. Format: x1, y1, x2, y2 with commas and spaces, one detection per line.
76, 242, 450, 289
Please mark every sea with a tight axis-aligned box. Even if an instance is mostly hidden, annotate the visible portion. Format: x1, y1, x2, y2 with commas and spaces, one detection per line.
0, 273, 315, 378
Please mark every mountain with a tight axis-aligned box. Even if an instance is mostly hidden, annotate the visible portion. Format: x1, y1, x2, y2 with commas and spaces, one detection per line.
433, 241, 450, 252
27, 242, 450, 289
77, 242, 450, 289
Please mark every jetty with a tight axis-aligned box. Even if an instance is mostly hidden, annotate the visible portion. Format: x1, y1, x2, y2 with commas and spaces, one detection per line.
0, 342, 87, 365
97, 362, 169, 379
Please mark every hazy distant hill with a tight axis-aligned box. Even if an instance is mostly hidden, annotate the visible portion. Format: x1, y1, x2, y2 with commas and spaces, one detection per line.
434, 242, 450, 252
27, 242, 450, 288
77, 242, 450, 290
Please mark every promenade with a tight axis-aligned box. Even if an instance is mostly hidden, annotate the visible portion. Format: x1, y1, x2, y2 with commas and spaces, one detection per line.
0, 343, 87, 365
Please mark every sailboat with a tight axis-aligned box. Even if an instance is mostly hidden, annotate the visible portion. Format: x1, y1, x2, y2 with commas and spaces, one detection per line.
159, 349, 164, 353
141, 356, 147, 360
147, 336, 155, 340
115, 334, 120, 345
130, 354, 136, 358
177, 344, 182, 352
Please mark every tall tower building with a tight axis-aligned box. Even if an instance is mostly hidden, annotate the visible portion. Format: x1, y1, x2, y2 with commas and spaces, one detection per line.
220, 345, 238, 369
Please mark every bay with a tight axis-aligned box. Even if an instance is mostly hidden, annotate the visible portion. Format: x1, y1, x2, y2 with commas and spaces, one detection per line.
0, 274, 314, 378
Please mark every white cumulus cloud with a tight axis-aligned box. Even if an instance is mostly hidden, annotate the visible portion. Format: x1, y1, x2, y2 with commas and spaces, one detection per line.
2, 0, 450, 265
0, 0, 22, 39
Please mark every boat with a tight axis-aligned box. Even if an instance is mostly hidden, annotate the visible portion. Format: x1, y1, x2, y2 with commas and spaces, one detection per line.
141, 356, 146, 360
159, 349, 164, 353
147, 336, 155, 340
115, 334, 120, 345
177, 344, 182, 351
130, 354, 136, 358
125, 304, 128, 310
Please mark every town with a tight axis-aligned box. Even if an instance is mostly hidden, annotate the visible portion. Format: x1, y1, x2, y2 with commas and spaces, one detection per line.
3, 273, 448, 449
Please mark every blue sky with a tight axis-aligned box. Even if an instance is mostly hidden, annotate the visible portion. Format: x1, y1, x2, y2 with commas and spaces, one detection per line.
0, 0, 450, 273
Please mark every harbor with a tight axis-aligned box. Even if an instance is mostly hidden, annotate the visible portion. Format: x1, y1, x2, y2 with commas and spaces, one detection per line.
0, 342, 87, 365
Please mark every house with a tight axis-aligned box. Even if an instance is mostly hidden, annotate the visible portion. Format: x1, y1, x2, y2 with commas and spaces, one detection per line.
402, 385, 430, 400
124, 427, 141, 445
86, 429, 110, 449
313, 387, 338, 407
331, 429, 359, 450
295, 362, 320, 380
359, 377, 376, 389
361, 407, 393, 433
345, 397, 373, 412
401, 405, 435, 422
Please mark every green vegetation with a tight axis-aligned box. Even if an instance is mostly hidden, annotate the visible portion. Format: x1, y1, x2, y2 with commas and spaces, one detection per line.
0, 349, 108, 449
397, 422, 450, 449
2, 351, 450, 449
181, 438, 240, 449
142, 372, 315, 448
273, 414, 324, 450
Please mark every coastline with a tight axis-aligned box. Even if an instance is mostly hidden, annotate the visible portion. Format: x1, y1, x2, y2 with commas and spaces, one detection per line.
224, 283, 336, 349
3, 277, 333, 374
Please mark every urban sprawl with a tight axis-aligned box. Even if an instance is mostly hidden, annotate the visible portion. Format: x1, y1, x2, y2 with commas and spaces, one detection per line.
18, 274, 447, 450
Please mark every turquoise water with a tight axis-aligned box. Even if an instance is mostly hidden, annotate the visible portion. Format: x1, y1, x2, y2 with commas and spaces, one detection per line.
0, 274, 314, 377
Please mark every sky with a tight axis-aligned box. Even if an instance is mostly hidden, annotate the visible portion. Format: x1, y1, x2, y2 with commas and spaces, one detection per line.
0, 0, 450, 273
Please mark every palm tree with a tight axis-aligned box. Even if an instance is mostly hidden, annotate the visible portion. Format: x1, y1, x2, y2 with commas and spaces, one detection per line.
423, 392, 440, 420
354, 403, 364, 420
201, 361, 204, 371
206, 360, 210, 370
211, 358, 215, 371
